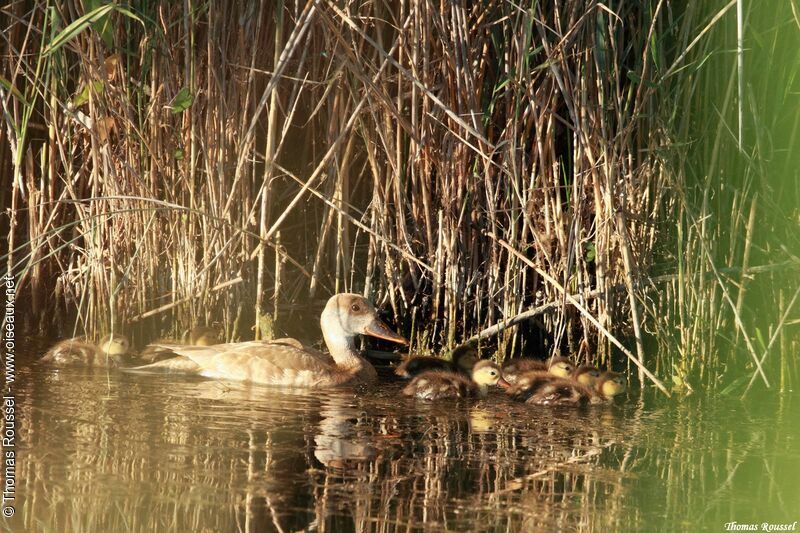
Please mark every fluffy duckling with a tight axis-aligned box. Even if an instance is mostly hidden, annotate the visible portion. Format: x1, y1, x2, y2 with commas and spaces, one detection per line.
572, 365, 603, 387
184, 326, 221, 346
42, 334, 130, 367
507, 371, 626, 406
402, 360, 508, 400
139, 326, 222, 364
394, 344, 478, 379
502, 356, 575, 384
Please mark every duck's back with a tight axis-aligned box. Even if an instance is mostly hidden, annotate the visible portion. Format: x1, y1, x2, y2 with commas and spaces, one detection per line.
502, 358, 547, 383
41, 338, 111, 367
402, 370, 476, 400
507, 374, 596, 405
395, 357, 454, 378
141, 339, 361, 387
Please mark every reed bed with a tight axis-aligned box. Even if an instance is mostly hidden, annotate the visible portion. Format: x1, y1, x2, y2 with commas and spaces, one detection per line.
1, 0, 797, 392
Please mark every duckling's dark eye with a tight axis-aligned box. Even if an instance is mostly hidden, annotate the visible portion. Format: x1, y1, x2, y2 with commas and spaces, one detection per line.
350, 303, 361, 313
490, 371, 497, 376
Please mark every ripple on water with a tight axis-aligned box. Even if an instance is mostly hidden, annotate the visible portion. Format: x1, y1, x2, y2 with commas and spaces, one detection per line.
9, 346, 800, 532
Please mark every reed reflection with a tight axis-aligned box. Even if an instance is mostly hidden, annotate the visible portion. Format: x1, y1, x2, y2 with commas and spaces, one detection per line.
12, 358, 675, 532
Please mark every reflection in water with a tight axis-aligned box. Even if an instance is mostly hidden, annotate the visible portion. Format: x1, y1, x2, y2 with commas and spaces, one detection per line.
8, 346, 800, 532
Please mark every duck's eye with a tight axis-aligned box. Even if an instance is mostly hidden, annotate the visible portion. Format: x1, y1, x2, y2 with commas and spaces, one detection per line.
489, 371, 497, 376
350, 303, 361, 313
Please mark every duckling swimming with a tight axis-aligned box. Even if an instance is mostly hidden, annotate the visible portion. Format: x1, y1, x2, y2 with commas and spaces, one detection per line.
572, 365, 603, 387
42, 333, 131, 367
402, 360, 508, 400
506, 371, 626, 405
502, 355, 575, 384
395, 344, 478, 379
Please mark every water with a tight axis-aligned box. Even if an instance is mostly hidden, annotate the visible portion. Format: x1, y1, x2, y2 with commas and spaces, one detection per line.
5, 343, 799, 532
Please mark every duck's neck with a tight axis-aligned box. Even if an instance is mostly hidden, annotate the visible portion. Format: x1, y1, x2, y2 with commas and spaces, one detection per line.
475, 383, 489, 398
322, 330, 377, 381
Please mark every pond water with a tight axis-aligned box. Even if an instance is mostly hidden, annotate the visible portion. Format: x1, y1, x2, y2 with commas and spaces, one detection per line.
5, 341, 799, 532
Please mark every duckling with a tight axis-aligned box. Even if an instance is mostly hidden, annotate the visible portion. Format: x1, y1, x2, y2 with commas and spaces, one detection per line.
507, 371, 626, 406
394, 344, 478, 379
402, 360, 508, 400
572, 365, 603, 387
42, 333, 130, 367
139, 326, 222, 364
502, 355, 575, 384
184, 326, 221, 346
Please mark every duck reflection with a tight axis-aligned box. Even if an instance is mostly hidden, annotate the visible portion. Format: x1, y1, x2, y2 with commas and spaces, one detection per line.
314, 395, 377, 468
15, 354, 646, 533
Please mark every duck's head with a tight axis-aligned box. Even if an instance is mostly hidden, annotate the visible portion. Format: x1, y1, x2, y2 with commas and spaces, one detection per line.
597, 372, 627, 398
573, 365, 602, 387
471, 360, 510, 388
321, 293, 407, 345
451, 345, 479, 372
187, 326, 221, 346
547, 356, 574, 378
98, 333, 130, 356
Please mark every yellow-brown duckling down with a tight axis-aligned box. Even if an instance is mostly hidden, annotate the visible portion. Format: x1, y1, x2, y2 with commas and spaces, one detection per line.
395, 344, 478, 379
502, 355, 575, 384
42, 333, 131, 367
185, 326, 221, 346
506, 370, 627, 406
572, 365, 603, 387
402, 360, 509, 401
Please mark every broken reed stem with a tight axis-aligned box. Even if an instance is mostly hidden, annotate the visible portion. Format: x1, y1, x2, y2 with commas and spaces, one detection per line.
489, 233, 670, 396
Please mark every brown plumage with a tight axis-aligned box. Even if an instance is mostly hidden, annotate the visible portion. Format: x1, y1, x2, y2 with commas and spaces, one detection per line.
506, 371, 626, 405
402, 360, 508, 401
41, 334, 130, 367
138, 326, 223, 364
502, 356, 575, 384
394, 344, 478, 379
127, 294, 407, 388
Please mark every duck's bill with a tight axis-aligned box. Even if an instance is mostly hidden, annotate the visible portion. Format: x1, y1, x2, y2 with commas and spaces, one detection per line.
362, 319, 408, 345
497, 377, 511, 389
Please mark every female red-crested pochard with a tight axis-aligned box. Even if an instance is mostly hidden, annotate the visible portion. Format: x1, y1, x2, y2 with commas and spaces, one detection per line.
128, 293, 406, 387
138, 326, 223, 364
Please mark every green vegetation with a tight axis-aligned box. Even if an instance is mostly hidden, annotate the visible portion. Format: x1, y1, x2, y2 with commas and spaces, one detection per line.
1, 1, 797, 394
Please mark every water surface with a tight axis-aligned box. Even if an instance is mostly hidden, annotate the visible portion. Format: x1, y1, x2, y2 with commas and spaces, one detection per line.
6, 343, 799, 532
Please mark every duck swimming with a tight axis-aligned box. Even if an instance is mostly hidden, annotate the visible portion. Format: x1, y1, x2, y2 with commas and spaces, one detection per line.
42, 333, 131, 367
128, 293, 407, 387
502, 355, 575, 384
138, 326, 223, 364
394, 344, 478, 379
402, 360, 509, 400
506, 371, 626, 405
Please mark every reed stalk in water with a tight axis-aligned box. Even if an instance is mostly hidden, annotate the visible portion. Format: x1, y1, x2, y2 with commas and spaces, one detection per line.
0, 1, 796, 392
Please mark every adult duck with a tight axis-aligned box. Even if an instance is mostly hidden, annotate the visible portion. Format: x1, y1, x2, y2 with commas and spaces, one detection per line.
402, 360, 509, 400
128, 293, 406, 387
506, 371, 626, 405
138, 326, 223, 364
394, 344, 478, 379
42, 333, 131, 367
